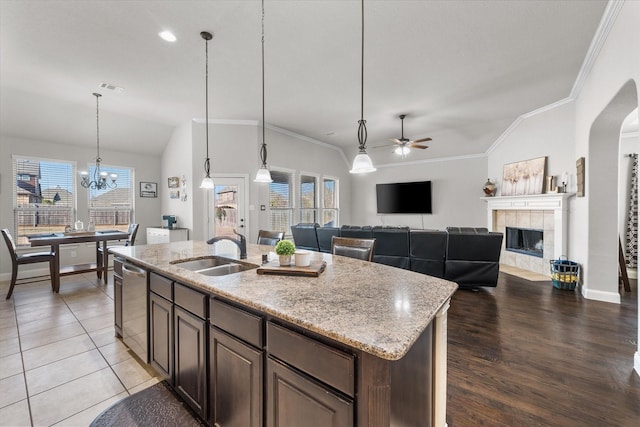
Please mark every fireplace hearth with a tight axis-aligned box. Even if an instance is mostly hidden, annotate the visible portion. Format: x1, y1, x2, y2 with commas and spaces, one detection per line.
506, 227, 544, 258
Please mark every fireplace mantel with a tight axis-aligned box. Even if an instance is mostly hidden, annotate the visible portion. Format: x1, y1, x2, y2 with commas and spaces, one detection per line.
483, 193, 575, 263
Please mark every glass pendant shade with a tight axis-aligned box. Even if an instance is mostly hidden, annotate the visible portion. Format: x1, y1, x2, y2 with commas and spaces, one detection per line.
200, 176, 214, 189
350, 152, 376, 174
254, 165, 273, 183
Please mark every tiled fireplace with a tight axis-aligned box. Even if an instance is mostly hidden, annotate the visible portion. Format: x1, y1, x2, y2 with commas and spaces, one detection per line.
484, 194, 572, 275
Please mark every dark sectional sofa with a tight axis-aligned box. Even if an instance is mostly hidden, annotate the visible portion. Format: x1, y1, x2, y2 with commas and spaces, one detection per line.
290, 223, 504, 289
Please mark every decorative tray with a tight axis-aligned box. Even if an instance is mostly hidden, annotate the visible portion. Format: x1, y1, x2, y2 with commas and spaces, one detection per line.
256, 261, 327, 277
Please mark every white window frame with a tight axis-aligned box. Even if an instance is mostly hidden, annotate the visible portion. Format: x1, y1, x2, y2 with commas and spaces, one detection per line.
268, 167, 295, 237
321, 176, 340, 227
86, 163, 135, 229
12, 155, 77, 246
299, 172, 320, 224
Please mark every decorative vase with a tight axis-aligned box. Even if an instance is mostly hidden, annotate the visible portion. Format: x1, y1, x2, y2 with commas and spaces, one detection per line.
482, 179, 496, 197
278, 255, 292, 266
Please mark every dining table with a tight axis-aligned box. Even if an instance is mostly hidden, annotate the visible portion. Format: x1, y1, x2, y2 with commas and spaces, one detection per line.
29, 230, 130, 292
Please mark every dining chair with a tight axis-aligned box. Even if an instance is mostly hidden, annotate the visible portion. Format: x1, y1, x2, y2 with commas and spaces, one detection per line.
2, 228, 56, 299
257, 230, 284, 246
96, 223, 139, 279
330, 236, 376, 262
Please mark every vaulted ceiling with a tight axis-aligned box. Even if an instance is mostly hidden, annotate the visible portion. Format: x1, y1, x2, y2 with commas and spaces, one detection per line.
0, 0, 609, 165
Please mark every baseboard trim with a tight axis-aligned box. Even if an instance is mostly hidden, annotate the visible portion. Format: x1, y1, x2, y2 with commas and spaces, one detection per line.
0, 267, 50, 283
580, 286, 621, 304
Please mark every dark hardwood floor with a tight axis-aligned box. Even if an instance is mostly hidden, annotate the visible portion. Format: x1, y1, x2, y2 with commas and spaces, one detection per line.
447, 273, 640, 427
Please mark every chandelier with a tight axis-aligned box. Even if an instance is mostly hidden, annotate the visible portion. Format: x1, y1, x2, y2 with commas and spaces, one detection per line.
80, 93, 118, 190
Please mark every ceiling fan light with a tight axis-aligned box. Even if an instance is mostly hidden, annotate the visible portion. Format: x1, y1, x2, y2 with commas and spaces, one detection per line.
350, 152, 376, 174
254, 166, 273, 183
395, 146, 410, 156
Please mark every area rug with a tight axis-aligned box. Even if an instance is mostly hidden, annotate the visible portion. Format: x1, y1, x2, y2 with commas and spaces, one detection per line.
90, 381, 205, 427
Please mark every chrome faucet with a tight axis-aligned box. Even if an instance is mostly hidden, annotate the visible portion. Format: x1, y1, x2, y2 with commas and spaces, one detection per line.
206, 230, 247, 259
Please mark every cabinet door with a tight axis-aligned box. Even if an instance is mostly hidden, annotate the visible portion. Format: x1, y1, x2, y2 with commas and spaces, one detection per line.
266, 357, 353, 427
114, 274, 122, 337
210, 327, 263, 427
174, 305, 207, 419
150, 292, 173, 383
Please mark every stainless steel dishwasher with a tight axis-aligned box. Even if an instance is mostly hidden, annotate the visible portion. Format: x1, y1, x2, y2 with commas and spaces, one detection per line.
122, 261, 148, 362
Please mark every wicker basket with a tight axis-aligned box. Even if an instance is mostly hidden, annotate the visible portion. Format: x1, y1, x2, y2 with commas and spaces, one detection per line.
549, 257, 580, 290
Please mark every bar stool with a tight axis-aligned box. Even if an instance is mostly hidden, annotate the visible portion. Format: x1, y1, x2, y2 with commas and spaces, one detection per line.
257, 230, 284, 246
331, 236, 376, 262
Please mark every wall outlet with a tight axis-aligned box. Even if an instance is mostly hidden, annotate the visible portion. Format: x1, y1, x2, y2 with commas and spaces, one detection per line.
70, 250, 77, 258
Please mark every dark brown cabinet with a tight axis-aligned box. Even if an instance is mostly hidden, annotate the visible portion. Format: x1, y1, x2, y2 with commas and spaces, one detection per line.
174, 302, 207, 420
210, 327, 263, 427
266, 357, 353, 427
149, 292, 173, 382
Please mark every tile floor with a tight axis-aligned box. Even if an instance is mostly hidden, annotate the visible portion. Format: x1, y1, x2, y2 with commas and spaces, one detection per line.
0, 272, 161, 426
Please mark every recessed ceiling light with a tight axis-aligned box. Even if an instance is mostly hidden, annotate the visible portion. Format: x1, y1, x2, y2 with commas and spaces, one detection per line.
159, 31, 177, 42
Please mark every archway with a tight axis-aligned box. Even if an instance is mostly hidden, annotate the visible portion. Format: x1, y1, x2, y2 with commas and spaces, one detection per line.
586, 80, 638, 301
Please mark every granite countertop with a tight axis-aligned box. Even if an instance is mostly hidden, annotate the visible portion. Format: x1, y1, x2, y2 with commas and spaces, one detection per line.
111, 240, 457, 361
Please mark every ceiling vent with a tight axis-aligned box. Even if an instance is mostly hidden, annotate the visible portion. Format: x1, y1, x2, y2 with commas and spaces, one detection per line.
99, 82, 124, 93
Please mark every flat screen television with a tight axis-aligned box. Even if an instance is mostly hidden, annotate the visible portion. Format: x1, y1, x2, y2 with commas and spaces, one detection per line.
376, 181, 432, 214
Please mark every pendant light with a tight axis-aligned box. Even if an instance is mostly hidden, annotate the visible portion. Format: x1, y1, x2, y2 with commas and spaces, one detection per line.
80, 93, 118, 189
200, 31, 215, 189
349, 0, 376, 174
254, 0, 273, 183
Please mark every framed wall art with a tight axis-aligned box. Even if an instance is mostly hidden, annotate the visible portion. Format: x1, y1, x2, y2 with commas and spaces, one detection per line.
576, 157, 585, 197
168, 176, 180, 188
140, 181, 157, 198
169, 189, 180, 199
501, 156, 546, 196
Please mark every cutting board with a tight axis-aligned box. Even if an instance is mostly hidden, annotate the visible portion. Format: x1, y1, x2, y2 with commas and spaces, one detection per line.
257, 261, 327, 277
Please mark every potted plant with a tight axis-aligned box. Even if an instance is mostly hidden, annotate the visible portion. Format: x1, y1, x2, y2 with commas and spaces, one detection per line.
275, 240, 296, 266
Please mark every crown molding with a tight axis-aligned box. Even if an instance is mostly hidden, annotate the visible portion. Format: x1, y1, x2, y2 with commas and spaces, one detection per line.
375, 152, 486, 169
192, 118, 258, 126
484, 0, 624, 157
570, 0, 626, 98
264, 122, 350, 167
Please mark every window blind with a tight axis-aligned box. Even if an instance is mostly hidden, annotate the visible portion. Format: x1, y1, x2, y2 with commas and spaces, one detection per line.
13, 157, 75, 245
300, 174, 317, 223
87, 164, 134, 229
322, 178, 339, 227
269, 170, 293, 236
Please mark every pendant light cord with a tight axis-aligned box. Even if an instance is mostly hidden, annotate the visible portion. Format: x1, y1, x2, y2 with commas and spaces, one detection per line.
260, 0, 268, 167
94, 93, 102, 164
204, 32, 211, 177
357, 0, 367, 152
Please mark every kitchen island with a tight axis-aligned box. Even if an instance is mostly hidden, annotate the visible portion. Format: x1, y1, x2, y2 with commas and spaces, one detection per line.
111, 240, 457, 427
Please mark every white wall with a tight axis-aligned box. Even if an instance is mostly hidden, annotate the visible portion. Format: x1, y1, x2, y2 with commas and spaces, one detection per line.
186, 121, 352, 243
350, 156, 487, 229
160, 121, 193, 233
0, 134, 162, 277
488, 102, 577, 197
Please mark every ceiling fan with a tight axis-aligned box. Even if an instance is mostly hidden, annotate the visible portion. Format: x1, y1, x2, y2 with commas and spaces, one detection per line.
374, 114, 432, 157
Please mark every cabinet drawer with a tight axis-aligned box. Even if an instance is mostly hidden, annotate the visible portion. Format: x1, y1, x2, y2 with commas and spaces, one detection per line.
267, 322, 354, 397
150, 272, 173, 301
210, 299, 263, 348
175, 283, 207, 318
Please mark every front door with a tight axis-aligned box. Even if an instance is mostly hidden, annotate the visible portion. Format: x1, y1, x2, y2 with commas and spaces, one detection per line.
208, 176, 247, 239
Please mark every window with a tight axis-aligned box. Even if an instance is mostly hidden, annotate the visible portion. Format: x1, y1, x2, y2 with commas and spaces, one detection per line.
269, 170, 294, 236
88, 165, 134, 230
322, 178, 339, 227
13, 156, 75, 246
299, 174, 318, 223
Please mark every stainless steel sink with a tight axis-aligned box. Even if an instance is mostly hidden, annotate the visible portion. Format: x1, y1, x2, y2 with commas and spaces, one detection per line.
172, 256, 258, 276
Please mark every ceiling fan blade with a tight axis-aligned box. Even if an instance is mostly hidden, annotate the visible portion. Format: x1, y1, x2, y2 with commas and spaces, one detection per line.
410, 144, 429, 149
388, 138, 403, 144
410, 137, 432, 143
371, 144, 394, 149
